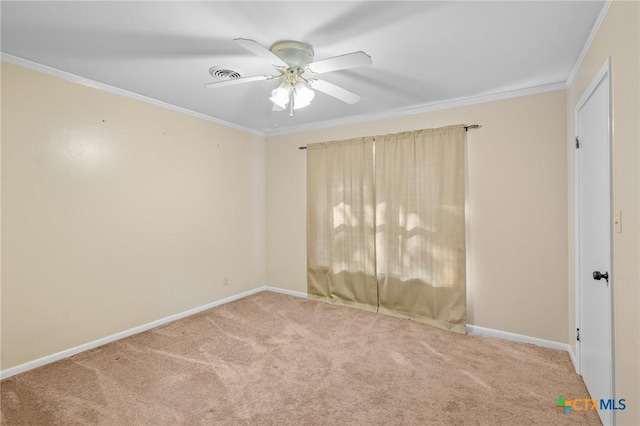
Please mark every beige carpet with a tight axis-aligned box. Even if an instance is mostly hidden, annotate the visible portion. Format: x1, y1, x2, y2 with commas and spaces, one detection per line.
1, 291, 600, 425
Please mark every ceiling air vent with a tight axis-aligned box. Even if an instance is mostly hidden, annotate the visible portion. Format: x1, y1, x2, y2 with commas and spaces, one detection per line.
208, 66, 242, 80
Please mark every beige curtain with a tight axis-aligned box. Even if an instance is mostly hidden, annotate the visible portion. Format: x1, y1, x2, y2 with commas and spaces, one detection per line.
306, 126, 466, 333
375, 126, 466, 333
306, 137, 378, 311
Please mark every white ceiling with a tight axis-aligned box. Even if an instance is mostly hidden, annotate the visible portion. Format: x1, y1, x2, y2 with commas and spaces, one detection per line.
1, 1, 605, 136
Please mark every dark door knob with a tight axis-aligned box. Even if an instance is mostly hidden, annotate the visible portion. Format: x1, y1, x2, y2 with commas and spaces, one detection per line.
593, 271, 609, 282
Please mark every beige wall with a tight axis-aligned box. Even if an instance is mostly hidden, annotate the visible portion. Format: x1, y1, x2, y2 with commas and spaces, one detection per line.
266, 90, 569, 343
1, 63, 266, 369
566, 2, 640, 424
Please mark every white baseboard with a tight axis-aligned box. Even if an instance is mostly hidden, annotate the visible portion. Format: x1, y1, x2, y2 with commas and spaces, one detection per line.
466, 324, 570, 352
262, 286, 307, 299
1, 286, 576, 380
265, 290, 576, 359
568, 346, 579, 373
0, 286, 266, 380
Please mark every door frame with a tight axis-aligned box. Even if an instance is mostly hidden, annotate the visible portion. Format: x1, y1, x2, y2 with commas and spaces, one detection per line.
573, 56, 614, 412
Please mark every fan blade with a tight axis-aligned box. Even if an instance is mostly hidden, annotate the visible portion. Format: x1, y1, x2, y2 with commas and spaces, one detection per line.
272, 103, 285, 112
311, 79, 361, 104
234, 38, 287, 67
204, 75, 270, 88
306, 51, 372, 74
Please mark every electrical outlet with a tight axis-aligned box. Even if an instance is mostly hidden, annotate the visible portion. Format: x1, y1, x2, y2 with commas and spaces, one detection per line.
223, 276, 229, 286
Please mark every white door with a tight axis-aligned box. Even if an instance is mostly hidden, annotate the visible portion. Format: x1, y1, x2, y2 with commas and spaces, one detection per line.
576, 59, 613, 426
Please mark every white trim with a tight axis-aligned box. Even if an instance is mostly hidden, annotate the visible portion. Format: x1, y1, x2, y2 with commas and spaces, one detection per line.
566, 1, 612, 87
0, 286, 266, 380
262, 286, 307, 299
574, 57, 615, 426
574, 112, 583, 375
0, 286, 577, 380
264, 82, 566, 136
264, 289, 573, 358
266, 291, 577, 361
575, 58, 611, 112
574, 57, 613, 375
466, 324, 570, 352
568, 346, 579, 373
0, 53, 264, 137
2, 52, 566, 138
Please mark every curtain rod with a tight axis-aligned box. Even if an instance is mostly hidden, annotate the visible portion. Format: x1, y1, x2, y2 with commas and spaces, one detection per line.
298, 124, 481, 150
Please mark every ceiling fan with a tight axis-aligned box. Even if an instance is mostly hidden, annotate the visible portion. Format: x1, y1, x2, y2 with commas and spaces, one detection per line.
204, 38, 372, 116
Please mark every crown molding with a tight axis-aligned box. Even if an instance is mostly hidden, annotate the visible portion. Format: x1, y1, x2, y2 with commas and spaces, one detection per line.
0, 53, 265, 137
263, 82, 567, 137
3, 52, 566, 139
566, 1, 612, 87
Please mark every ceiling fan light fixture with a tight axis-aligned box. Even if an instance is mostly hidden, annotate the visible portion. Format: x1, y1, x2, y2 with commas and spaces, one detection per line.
207, 38, 372, 116
293, 83, 314, 110
270, 83, 290, 109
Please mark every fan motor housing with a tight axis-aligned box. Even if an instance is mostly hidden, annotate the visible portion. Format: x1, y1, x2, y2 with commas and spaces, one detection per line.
270, 41, 314, 68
